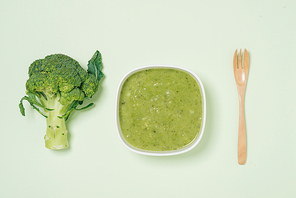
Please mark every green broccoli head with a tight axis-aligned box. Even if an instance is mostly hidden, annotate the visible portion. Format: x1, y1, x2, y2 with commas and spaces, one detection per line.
19, 51, 104, 150
26, 72, 59, 98
27, 53, 96, 96
82, 74, 100, 98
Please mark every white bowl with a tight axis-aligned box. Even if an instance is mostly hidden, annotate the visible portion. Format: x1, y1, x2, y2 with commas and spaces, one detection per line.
115, 65, 206, 156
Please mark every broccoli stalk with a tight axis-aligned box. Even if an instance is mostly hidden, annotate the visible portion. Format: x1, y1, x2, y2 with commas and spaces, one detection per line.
43, 93, 68, 149
19, 51, 104, 150
45, 107, 68, 149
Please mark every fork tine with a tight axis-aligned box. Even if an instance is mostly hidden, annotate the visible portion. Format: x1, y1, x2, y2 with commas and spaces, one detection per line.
233, 49, 238, 70
243, 49, 249, 70
239, 49, 242, 68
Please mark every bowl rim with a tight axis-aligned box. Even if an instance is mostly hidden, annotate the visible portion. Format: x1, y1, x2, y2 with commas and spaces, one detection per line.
115, 65, 206, 156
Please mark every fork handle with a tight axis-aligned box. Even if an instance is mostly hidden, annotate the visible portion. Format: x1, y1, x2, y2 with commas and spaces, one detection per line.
238, 90, 246, 165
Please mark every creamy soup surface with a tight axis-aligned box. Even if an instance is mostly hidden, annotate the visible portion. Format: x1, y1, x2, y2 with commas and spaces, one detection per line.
119, 68, 203, 151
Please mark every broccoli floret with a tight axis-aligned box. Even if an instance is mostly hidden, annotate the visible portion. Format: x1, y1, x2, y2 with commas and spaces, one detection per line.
19, 51, 104, 150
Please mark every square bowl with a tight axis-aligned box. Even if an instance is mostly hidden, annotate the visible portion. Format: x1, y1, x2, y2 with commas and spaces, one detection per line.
115, 65, 206, 156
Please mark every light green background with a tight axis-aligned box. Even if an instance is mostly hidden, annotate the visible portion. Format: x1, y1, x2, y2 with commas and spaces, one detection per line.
1, 0, 295, 197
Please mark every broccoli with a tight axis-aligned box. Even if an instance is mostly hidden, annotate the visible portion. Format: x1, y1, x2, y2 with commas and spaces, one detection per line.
19, 51, 104, 150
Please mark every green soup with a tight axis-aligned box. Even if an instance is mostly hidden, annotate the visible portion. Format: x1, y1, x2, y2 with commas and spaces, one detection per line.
119, 68, 203, 151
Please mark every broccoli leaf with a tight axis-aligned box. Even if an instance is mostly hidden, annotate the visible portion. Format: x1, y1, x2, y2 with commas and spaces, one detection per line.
58, 101, 94, 120
75, 103, 94, 110
58, 101, 79, 120
19, 95, 49, 118
27, 92, 53, 111
87, 50, 104, 81
19, 101, 26, 116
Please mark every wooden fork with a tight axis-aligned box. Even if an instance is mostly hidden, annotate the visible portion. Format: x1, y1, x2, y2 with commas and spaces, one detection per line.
233, 49, 249, 165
